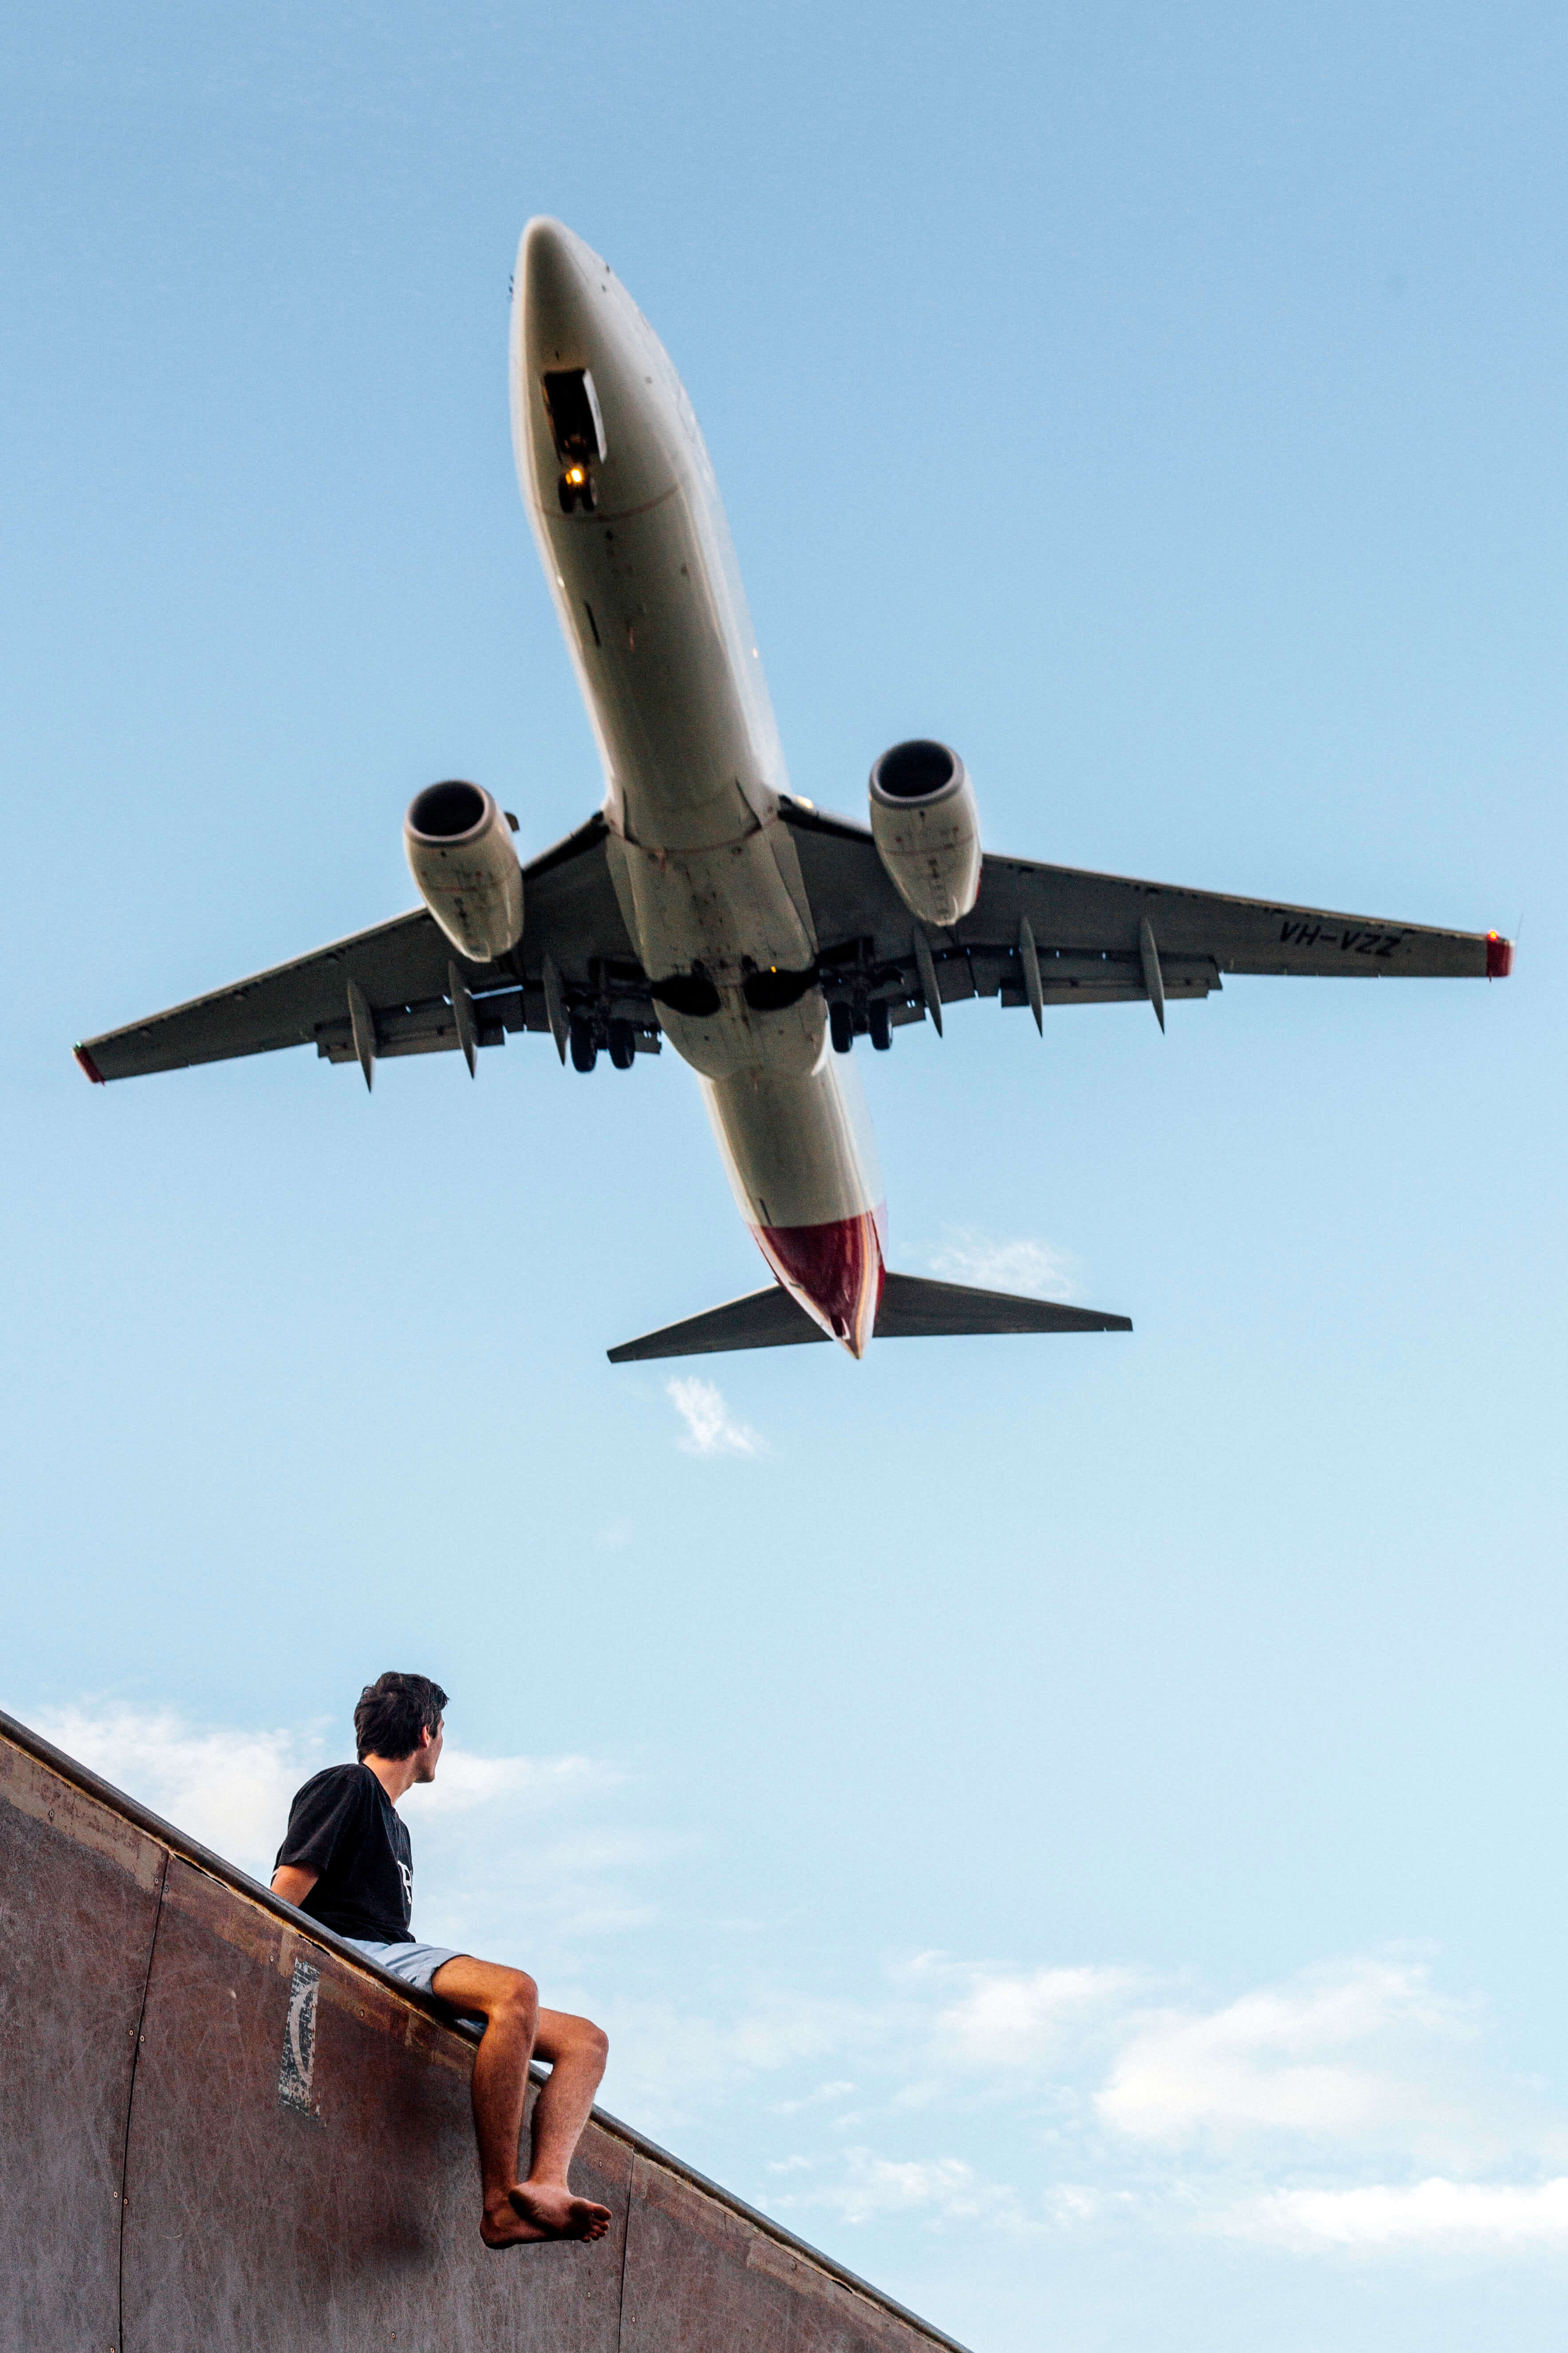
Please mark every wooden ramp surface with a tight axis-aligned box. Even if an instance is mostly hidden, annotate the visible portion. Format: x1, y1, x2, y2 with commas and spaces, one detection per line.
0, 1707, 967, 2353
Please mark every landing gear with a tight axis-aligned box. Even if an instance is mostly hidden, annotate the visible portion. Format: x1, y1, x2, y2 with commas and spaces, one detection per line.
869, 999, 892, 1051
829, 1000, 855, 1055
607, 1020, 636, 1070
569, 1014, 598, 1072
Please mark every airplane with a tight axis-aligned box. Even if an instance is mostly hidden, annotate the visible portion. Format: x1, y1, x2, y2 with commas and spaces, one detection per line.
74, 217, 1513, 1364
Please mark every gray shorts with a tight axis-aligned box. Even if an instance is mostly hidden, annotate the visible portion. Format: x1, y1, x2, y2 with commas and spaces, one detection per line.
343, 1938, 463, 1994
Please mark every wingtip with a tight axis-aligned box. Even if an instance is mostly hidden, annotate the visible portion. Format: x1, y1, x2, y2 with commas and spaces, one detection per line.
73, 1044, 105, 1085
1486, 933, 1513, 978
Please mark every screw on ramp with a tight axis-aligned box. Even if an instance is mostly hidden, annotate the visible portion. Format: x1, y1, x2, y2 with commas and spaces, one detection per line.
0, 1707, 971, 2353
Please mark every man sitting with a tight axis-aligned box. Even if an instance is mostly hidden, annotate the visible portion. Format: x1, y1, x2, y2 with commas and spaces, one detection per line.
271, 1671, 611, 2248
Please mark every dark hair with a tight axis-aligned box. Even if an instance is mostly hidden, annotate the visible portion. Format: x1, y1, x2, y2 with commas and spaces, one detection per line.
354, 1672, 449, 1762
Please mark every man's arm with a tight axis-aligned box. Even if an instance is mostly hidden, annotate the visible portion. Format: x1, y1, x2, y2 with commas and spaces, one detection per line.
272, 1764, 370, 1904
271, 1864, 319, 1908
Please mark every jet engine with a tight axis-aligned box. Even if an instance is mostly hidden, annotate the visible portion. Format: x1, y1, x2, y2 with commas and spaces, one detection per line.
867, 739, 981, 928
404, 780, 524, 963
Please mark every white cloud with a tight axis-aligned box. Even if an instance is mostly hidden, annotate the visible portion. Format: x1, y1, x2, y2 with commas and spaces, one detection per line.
770, 2150, 981, 2221
416, 1750, 616, 1815
666, 1376, 764, 1456
1095, 1959, 1485, 2155
934, 1963, 1145, 2069
767, 2148, 1032, 2232
1045, 2183, 1129, 2227
602, 1948, 1560, 2207
35, 1702, 317, 1880
1217, 2178, 1568, 2251
603, 1990, 873, 2117
921, 1227, 1081, 1299
774, 2079, 858, 2114
611, 1948, 1568, 2264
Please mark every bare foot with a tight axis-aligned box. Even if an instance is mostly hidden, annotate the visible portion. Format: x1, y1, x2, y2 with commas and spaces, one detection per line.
482, 2199, 544, 2251
508, 2181, 612, 2242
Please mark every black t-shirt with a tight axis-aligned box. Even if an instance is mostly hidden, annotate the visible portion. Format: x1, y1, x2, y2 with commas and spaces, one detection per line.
274, 1763, 414, 1944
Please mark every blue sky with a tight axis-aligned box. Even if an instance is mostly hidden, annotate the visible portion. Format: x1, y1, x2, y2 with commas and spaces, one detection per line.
3, 4, 1566, 2346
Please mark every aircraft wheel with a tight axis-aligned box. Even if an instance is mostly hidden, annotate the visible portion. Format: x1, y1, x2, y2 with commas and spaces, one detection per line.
569, 1015, 599, 1072
869, 1000, 892, 1051
829, 1001, 854, 1055
608, 1020, 636, 1070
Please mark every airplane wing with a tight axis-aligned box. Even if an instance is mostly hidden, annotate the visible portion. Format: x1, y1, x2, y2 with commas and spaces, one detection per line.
778, 797, 1512, 1031
75, 812, 658, 1084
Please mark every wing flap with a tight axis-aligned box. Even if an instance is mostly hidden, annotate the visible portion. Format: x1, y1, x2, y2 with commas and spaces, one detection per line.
313, 987, 525, 1064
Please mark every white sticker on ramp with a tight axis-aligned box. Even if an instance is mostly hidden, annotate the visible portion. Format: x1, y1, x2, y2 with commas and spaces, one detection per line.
278, 1957, 320, 2113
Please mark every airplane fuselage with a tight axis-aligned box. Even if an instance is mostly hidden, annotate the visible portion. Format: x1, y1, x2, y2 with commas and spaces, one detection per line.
512, 219, 885, 1354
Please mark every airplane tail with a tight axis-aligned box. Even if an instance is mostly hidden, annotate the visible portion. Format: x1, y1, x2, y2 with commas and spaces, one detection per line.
607, 1272, 1131, 1362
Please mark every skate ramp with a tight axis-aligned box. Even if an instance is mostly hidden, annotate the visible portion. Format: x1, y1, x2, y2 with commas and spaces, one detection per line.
0, 1707, 966, 2353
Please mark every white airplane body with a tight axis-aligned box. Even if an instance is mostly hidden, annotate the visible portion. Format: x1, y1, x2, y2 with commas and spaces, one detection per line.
514, 221, 886, 1352
76, 219, 1513, 1363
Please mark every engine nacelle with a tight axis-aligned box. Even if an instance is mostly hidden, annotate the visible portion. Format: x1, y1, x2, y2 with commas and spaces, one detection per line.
404, 780, 524, 964
867, 739, 981, 929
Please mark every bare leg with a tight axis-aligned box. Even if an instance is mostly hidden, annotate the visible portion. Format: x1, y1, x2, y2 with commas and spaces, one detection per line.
508, 2009, 611, 2235
429, 1955, 611, 2248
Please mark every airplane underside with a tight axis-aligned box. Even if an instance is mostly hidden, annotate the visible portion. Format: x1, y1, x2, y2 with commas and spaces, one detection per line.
72, 217, 1512, 1363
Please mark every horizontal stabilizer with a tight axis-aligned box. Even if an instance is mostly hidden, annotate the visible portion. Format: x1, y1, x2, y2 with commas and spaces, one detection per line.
876, 1272, 1132, 1339
608, 1284, 822, 1361
607, 1271, 1132, 1362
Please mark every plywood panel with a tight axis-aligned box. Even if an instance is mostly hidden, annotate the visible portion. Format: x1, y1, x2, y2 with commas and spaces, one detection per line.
120, 1859, 630, 2353
620, 2152, 937, 2353
0, 1732, 166, 2353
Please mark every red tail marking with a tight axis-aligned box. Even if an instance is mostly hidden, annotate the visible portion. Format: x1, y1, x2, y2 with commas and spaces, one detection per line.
752, 1209, 886, 1358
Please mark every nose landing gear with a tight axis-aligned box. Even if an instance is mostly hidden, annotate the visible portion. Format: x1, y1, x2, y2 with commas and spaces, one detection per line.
543, 368, 605, 515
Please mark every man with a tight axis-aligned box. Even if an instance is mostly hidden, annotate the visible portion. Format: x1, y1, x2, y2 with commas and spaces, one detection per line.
271, 1671, 611, 2249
